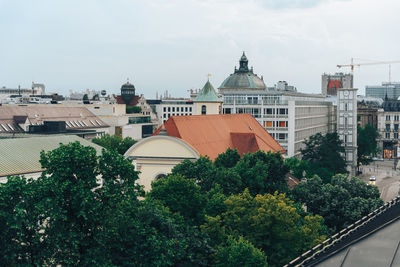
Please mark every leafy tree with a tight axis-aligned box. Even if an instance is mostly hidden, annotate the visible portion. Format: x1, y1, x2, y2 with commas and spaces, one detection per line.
301, 132, 346, 183
292, 174, 383, 234
126, 105, 142, 114
230, 151, 289, 196
214, 236, 268, 267
92, 134, 136, 155
202, 189, 326, 267
0, 176, 43, 265
148, 174, 206, 225
214, 148, 241, 169
357, 124, 379, 170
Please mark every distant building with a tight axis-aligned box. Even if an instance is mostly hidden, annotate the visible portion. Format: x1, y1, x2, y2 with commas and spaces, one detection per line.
321, 73, 353, 96
124, 114, 284, 190
377, 97, 400, 158
0, 105, 109, 139
366, 82, 400, 100
219, 52, 336, 157
0, 82, 46, 101
147, 99, 194, 126
357, 102, 378, 129
337, 88, 358, 175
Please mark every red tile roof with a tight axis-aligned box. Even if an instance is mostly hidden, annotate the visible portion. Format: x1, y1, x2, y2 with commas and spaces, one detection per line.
116, 95, 140, 106
154, 114, 285, 160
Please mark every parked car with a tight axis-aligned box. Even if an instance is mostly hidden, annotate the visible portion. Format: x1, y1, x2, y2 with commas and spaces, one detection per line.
369, 176, 376, 185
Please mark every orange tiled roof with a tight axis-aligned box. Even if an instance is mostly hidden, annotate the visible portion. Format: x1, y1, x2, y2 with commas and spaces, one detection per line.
154, 114, 285, 160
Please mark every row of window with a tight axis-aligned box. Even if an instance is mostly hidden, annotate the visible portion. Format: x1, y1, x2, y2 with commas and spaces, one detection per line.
0, 123, 16, 132
385, 115, 400, 121
270, 132, 288, 141
385, 132, 399, 139
163, 113, 192, 118
385, 124, 399, 131
263, 121, 288, 128
65, 119, 101, 128
163, 106, 192, 112
224, 95, 285, 105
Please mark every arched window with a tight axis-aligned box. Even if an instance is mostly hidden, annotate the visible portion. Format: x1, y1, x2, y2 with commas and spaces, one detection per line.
154, 173, 166, 180
201, 105, 207, 115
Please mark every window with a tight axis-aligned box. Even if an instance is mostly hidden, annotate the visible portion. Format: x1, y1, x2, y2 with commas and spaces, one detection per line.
163, 107, 166, 112
264, 121, 273, 127
279, 121, 288, 128
386, 124, 391, 131
278, 108, 288, 115
395, 115, 399, 121
181, 107, 184, 112
265, 108, 274, 115
7, 123, 14, 131
168, 107, 171, 112
189, 107, 192, 112
278, 133, 287, 140
95, 120, 102, 126
201, 105, 207, 115
386, 115, 391, 121
1, 124, 9, 132
163, 114, 166, 118
386, 133, 390, 139
345, 103, 348, 111
395, 133, 399, 139
172, 107, 175, 112
185, 107, 188, 112
395, 124, 399, 131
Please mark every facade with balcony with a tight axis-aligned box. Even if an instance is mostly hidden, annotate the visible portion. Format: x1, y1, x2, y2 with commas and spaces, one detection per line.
377, 99, 400, 158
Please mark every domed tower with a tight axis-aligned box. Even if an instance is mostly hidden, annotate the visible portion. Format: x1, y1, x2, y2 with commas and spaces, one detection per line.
121, 79, 136, 104
219, 52, 266, 92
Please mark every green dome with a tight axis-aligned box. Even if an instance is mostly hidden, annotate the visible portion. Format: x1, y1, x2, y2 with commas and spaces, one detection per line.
219, 52, 266, 90
194, 80, 221, 103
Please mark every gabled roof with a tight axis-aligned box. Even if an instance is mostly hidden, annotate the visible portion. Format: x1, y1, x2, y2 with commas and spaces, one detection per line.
153, 114, 284, 160
0, 135, 103, 178
116, 95, 140, 106
0, 105, 108, 133
285, 196, 400, 267
194, 80, 221, 103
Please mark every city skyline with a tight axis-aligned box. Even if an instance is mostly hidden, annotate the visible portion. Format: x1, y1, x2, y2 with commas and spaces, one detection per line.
1, 0, 400, 97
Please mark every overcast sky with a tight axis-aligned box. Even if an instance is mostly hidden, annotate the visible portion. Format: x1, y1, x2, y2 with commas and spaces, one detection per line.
1, 0, 399, 97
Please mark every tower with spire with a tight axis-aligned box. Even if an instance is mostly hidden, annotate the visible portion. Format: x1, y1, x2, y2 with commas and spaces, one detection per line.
193, 78, 222, 115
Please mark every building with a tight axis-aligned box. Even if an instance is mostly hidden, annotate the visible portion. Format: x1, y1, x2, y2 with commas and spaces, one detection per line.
285, 196, 400, 267
357, 102, 378, 129
193, 80, 222, 115
124, 114, 284, 190
0, 135, 103, 182
219, 52, 336, 157
366, 82, 400, 100
337, 88, 358, 175
150, 99, 194, 126
377, 98, 400, 158
321, 73, 353, 96
0, 105, 109, 139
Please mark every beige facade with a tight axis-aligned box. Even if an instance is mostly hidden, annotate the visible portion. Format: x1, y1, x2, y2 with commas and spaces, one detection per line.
124, 135, 199, 190
193, 102, 222, 115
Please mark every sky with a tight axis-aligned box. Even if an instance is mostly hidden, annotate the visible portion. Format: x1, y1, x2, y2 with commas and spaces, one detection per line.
1, 0, 399, 97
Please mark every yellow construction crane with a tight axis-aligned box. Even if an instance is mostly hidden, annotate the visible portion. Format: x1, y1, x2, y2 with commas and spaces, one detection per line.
337, 58, 400, 83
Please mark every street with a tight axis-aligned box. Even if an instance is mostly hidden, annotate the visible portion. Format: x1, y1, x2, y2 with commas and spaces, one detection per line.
358, 159, 400, 203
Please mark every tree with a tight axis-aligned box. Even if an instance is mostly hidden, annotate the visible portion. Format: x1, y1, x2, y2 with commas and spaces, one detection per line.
300, 132, 346, 183
230, 151, 289, 196
202, 189, 326, 267
214, 236, 268, 267
292, 174, 383, 234
214, 148, 241, 169
148, 174, 206, 225
285, 157, 309, 180
358, 124, 379, 171
92, 134, 136, 155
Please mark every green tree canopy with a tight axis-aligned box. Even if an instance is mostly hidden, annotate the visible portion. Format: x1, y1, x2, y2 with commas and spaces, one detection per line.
292, 174, 383, 234
358, 124, 379, 168
92, 134, 136, 155
214, 236, 268, 267
300, 132, 346, 183
202, 189, 326, 267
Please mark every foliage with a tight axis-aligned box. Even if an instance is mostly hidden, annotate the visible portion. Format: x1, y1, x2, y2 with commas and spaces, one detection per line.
285, 157, 309, 180
148, 174, 207, 225
230, 151, 289, 196
92, 134, 136, 155
126, 105, 142, 114
172, 150, 289, 196
357, 124, 379, 167
202, 189, 326, 267
214, 236, 268, 267
214, 148, 241, 169
300, 132, 346, 183
292, 174, 383, 234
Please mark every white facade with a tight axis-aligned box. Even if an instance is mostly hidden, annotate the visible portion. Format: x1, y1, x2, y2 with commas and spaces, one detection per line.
337, 88, 358, 175
155, 100, 194, 126
222, 92, 336, 157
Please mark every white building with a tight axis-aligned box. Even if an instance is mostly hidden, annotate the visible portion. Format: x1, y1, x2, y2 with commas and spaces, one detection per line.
219, 53, 336, 157
148, 99, 194, 126
337, 88, 358, 175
